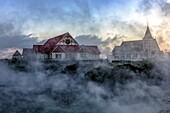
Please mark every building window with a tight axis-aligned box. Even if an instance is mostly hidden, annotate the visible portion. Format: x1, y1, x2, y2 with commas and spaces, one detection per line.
114, 55, 119, 59
80, 53, 87, 58
126, 53, 131, 59
151, 50, 156, 55
56, 54, 62, 59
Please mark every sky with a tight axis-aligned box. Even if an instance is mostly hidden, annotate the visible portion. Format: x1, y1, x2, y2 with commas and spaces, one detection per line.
1, 0, 170, 58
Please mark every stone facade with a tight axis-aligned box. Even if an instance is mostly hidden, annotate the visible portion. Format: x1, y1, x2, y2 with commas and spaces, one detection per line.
110, 26, 163, 61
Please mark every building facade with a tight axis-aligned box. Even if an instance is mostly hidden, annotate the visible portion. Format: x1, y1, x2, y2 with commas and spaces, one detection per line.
22, 32, 101, 60
109, 26, 163, 61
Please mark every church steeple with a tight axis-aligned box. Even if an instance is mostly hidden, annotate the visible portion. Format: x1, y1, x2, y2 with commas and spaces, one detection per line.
143, 24, 153, 39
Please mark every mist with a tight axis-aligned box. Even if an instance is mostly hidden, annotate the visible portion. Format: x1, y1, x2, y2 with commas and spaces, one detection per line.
0, 59, 169, 113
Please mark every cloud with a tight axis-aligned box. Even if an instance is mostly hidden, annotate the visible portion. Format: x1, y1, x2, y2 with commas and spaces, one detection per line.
0, 48, 21, 59
1, 0, 170, 57
75, 35, 101, 45
0, 22, 38, 50
75, 34, 126, 54
0, 22, 38, 59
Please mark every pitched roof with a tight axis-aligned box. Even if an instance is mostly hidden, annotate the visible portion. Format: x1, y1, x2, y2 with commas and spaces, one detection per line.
112, 40, 143, 53
51, 45, 101, 54
42, 32, 80, 53
13, 50, 22, 56
77, 45, 89, 53
44, 33, 68, 46
59, 45, 80, 53
85, 46, 101, 54
22, 48, 34, 56
27, 33, 100, 55
144, 26, 153, 39
33, 45, 44, 53
112, 46, 121, 53
52, 46, 66, 53
43, 32, 78, 46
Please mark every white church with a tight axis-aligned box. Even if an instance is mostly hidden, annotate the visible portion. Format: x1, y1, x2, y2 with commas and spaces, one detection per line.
109, 25, 163, 61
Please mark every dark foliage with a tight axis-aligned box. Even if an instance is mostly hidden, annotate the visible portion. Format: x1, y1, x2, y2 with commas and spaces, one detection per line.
85, 60, 163, 86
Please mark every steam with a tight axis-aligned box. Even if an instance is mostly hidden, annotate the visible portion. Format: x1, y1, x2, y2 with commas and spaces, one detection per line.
0, 59, 169, 113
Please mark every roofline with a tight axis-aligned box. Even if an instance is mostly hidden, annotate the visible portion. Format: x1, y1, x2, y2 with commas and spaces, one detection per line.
51, 45, 67, 53
76, 45, 89, 53
43, 32, 68, 45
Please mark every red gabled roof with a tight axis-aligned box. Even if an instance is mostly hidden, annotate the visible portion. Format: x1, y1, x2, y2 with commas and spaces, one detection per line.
44, 32, 70, 46
33, 45, 44, 53
51, 45, 101, 55
29, 33, 100, 55
52, 46, 66, 53
59, 45, 80, 53
43, 32, 75, 53
13, 50, 22, 56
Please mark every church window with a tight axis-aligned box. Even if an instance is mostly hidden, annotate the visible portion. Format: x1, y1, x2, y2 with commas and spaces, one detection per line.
145, 49, 149, 52
114, 55, 119, 59
126, 53, 131, 59
151, 51, 156, 55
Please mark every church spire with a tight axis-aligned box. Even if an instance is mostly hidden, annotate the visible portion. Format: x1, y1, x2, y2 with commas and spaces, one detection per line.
144, 23, 153, 39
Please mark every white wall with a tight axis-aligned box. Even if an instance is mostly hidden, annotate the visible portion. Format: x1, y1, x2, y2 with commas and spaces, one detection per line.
52, 53, 65, 59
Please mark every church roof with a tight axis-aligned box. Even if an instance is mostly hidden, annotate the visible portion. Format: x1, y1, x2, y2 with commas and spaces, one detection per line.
112, 25, 156, 54
112, 40, 143, 53
13, 50, 22, 56
143, 26, 153, 39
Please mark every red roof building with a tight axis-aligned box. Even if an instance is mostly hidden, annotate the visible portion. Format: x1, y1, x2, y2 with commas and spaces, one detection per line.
23, 32, 101, 60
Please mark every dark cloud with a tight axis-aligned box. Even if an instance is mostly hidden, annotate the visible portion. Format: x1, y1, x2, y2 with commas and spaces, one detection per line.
75, 35, 101, 45
101, 35, 127, 46
161, 2, 170, 16
137, 0, 170, 17
137, 0, 163, 12
75, 34, 126, 54
0, 22, 38, 50
138, 0, 154, 13
111, 19, 145, 38
10, 0, 99, 34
